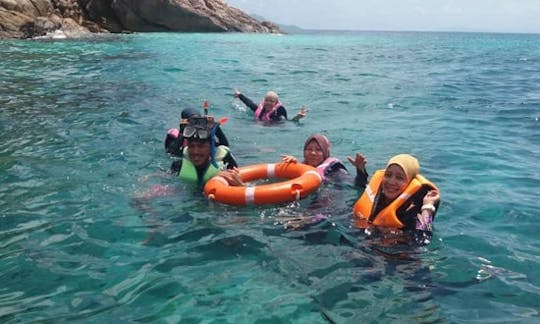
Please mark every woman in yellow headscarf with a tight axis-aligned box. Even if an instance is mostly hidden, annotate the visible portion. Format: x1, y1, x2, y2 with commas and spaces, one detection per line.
352, 154, 440, 244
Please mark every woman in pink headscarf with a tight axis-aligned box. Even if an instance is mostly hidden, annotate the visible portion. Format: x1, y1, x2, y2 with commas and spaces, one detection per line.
282, 134, 368, 183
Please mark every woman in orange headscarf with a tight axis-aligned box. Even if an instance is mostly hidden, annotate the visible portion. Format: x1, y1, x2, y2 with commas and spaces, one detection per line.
352, 154, 440, 244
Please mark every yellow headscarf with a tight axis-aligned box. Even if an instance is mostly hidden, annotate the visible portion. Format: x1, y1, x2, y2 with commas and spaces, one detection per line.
386, 154, 420, 182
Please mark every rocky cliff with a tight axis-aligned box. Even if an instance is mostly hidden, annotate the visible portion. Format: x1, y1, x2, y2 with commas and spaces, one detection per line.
0, 0, 281, 39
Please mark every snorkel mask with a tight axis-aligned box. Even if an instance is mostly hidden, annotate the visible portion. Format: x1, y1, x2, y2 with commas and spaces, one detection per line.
181, 116, 214, 140
181, 116, 221, 167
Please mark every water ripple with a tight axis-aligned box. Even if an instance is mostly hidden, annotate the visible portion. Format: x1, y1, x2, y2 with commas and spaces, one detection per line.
1, 31, 539, 323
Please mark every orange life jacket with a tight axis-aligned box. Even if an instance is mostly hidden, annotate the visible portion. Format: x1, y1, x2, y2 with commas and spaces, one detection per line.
353, 170, 438, 229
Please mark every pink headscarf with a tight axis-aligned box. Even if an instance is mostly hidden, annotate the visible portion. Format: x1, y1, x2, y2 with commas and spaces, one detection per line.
303, 134, 331, 162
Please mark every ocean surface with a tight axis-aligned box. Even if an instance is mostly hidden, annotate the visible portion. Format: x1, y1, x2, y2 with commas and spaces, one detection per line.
1, 31, 539, 323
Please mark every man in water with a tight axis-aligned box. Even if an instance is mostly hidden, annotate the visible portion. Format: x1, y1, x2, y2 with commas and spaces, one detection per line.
165, 107, 230, 157
170, 116, 238, 186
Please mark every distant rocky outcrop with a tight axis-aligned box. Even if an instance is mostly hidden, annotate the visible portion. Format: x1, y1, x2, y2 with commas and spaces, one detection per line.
0, 0, 282, 39
250, 13, 307, 34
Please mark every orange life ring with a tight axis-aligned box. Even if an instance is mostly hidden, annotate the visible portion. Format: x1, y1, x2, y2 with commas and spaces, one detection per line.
204, 162, 322, 205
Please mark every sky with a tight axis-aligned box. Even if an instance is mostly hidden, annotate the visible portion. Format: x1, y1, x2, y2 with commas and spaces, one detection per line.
226, 0, 540, 34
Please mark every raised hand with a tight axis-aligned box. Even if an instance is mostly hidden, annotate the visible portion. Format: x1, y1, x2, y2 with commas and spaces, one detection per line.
423, 189, 440, 205
347, 152, 367, 171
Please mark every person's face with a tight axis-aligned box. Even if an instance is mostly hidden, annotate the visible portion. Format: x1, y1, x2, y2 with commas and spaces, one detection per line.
187, 140, 211, 167
303, 140, 325, 167
263, 96, 277, 110
381, 164, 408, 201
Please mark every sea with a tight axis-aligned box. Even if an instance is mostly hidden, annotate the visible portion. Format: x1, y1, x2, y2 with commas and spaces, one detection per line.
1, 31, 539, 323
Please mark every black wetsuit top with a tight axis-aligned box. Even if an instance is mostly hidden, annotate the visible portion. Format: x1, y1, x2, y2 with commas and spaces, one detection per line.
237, 93, 288, 121
354, 167, 369, 189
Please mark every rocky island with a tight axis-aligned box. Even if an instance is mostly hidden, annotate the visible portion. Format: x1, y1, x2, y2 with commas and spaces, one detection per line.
0, 0, 281, 39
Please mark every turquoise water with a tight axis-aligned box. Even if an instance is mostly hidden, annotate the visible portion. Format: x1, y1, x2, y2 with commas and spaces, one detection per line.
1, 31, 539, 322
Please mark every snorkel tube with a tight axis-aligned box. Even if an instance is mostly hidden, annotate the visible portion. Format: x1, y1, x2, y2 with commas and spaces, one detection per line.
203, 100, 209, 116
209, 117, 229, 168
209, 123, 218, 168
203, 101, 229, 168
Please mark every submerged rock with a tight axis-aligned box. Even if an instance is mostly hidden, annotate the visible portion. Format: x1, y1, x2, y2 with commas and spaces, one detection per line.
0, 0, 282, 39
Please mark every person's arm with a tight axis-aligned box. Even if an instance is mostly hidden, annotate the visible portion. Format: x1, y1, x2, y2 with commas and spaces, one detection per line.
290, 106, 308, 122
170, 159, 183, 176
223, 151, 238, 169
414, 189, 441, 245
165, 136, 184, 157
214, 126, 229, 147
272, 105, 307, 122
355, 167, 368, 187
347, 153, 368, 188
234, 90, 258, 112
